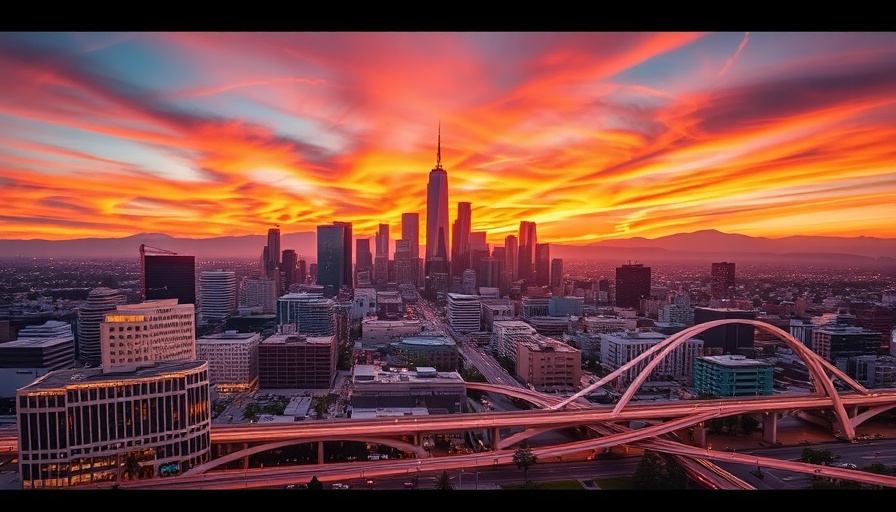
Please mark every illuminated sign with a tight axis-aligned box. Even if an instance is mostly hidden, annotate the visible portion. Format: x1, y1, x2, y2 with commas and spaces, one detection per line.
105, 315, 146, 322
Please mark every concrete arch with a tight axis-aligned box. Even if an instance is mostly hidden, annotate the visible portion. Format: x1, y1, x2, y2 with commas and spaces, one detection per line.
849, 404, 896, 432
551, 319, 868, 441
188, 436, 431, 475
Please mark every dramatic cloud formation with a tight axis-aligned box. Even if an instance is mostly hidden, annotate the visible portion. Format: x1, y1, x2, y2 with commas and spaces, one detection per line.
1, 32, 894, 247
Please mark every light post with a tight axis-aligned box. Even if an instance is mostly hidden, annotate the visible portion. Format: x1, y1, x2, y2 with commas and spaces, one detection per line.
459, 469, 463, 490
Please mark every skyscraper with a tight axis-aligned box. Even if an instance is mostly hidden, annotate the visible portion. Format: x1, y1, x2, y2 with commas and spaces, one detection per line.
374, 223, 390, 286
711, 262, 736, 299
281, 249, 298, 292
401, 212, 420, 259
518, 221, 537, 283
376, 223, 390, 258
550, 258, 563, 288
296, 257, 307, 287
425, 126, 450, 277
199, 269, 237, 323
265, 226, 281, 279
332, 221, 353, 289
615, 263, 651, 310
451, 201, 471, 277
143, 252, 196, 306
317, 224, 347, 297
535, 243, 550, 286
355, 238, 373, 286
504, 234, 518, 283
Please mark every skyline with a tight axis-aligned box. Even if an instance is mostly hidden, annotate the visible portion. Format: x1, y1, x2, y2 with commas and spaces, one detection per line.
2, 32, 896, 247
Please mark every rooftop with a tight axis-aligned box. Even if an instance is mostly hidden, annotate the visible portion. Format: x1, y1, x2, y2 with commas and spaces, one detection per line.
18, 360, 207, 392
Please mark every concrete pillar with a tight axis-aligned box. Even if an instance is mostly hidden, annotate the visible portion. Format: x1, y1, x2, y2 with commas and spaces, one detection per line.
489, 427, 500, 449
762, 412, 778, 444
694, 424, 708, 448
317, 441, 325, 464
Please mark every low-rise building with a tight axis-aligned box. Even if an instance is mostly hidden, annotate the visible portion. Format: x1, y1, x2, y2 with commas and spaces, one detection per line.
693, 354, 774, 397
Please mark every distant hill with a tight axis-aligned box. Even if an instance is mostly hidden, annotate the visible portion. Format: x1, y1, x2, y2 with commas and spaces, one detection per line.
0, 229, 894, 266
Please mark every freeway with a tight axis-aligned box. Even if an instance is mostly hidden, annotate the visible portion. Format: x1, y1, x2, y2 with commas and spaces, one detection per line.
108, 384, 896, 490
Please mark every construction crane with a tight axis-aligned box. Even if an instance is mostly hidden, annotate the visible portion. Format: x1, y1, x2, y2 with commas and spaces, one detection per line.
139, 244, 178, 301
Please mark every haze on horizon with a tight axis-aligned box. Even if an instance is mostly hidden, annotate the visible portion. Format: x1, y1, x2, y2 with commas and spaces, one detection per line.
2, 32, 896, 248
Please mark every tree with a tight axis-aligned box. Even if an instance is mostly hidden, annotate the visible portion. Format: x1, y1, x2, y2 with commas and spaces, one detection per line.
798, 447, 838, 466
434, 470, 454, 490
512, 442, 537, 483
631, 450, 688, 490
307, 475, 323, 490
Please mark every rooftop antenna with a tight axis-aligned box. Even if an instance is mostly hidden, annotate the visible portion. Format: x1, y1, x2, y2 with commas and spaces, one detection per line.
435, 121, 443, 170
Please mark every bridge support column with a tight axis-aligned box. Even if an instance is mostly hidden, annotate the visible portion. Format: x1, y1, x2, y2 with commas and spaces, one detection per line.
762, 412, 778, 444
241, 443, 249, 469
317, 441, 325, 464
488, 428, 499, 449
694, 424, 708, 448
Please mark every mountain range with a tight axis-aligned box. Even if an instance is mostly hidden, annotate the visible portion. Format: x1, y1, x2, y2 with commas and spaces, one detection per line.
0, 229, 894, 266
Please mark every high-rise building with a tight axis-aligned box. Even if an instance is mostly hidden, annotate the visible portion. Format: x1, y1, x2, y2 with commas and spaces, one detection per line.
550, 258, 563, 288
451, 202, 471, 277
401, 212, 420, 260
199, 269, 237, 324
77, 287, 126, 365
478, 257, 501, 290
711, 262, 736, 299
317, 223, 347, 297
615, 263, 651, 310
425, 126, 450, 277
447, 293, 481, 333
143, 251, 196, 306
281, 250, 298, 292
277, 292, 336, 336
100, 299, 196, 372
355, 238, 373, 287
518, 221, 537, 283
504, 234, 518, 282
394, 239, 420, 287
332, 221, 353, 289
693, 307, 756, 354
376, 223, 390, 258
296, 257, 307, 288
374, 223, 390, 286
535, 243, 550, 286
265, 226, 281, 279
240, 277, 278, 314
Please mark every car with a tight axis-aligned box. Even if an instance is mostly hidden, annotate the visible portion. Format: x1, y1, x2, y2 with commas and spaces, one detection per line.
331, 483, 349, 489
403, 482, 415, 489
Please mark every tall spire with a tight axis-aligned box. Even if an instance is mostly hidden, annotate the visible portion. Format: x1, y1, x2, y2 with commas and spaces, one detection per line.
435, 121, 443, 170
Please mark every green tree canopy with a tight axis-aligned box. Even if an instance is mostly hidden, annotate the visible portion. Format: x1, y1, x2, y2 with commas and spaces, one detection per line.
512, 442, 537, 483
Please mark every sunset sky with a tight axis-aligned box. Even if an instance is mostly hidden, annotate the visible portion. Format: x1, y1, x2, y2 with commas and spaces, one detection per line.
2, 32, 895, 248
